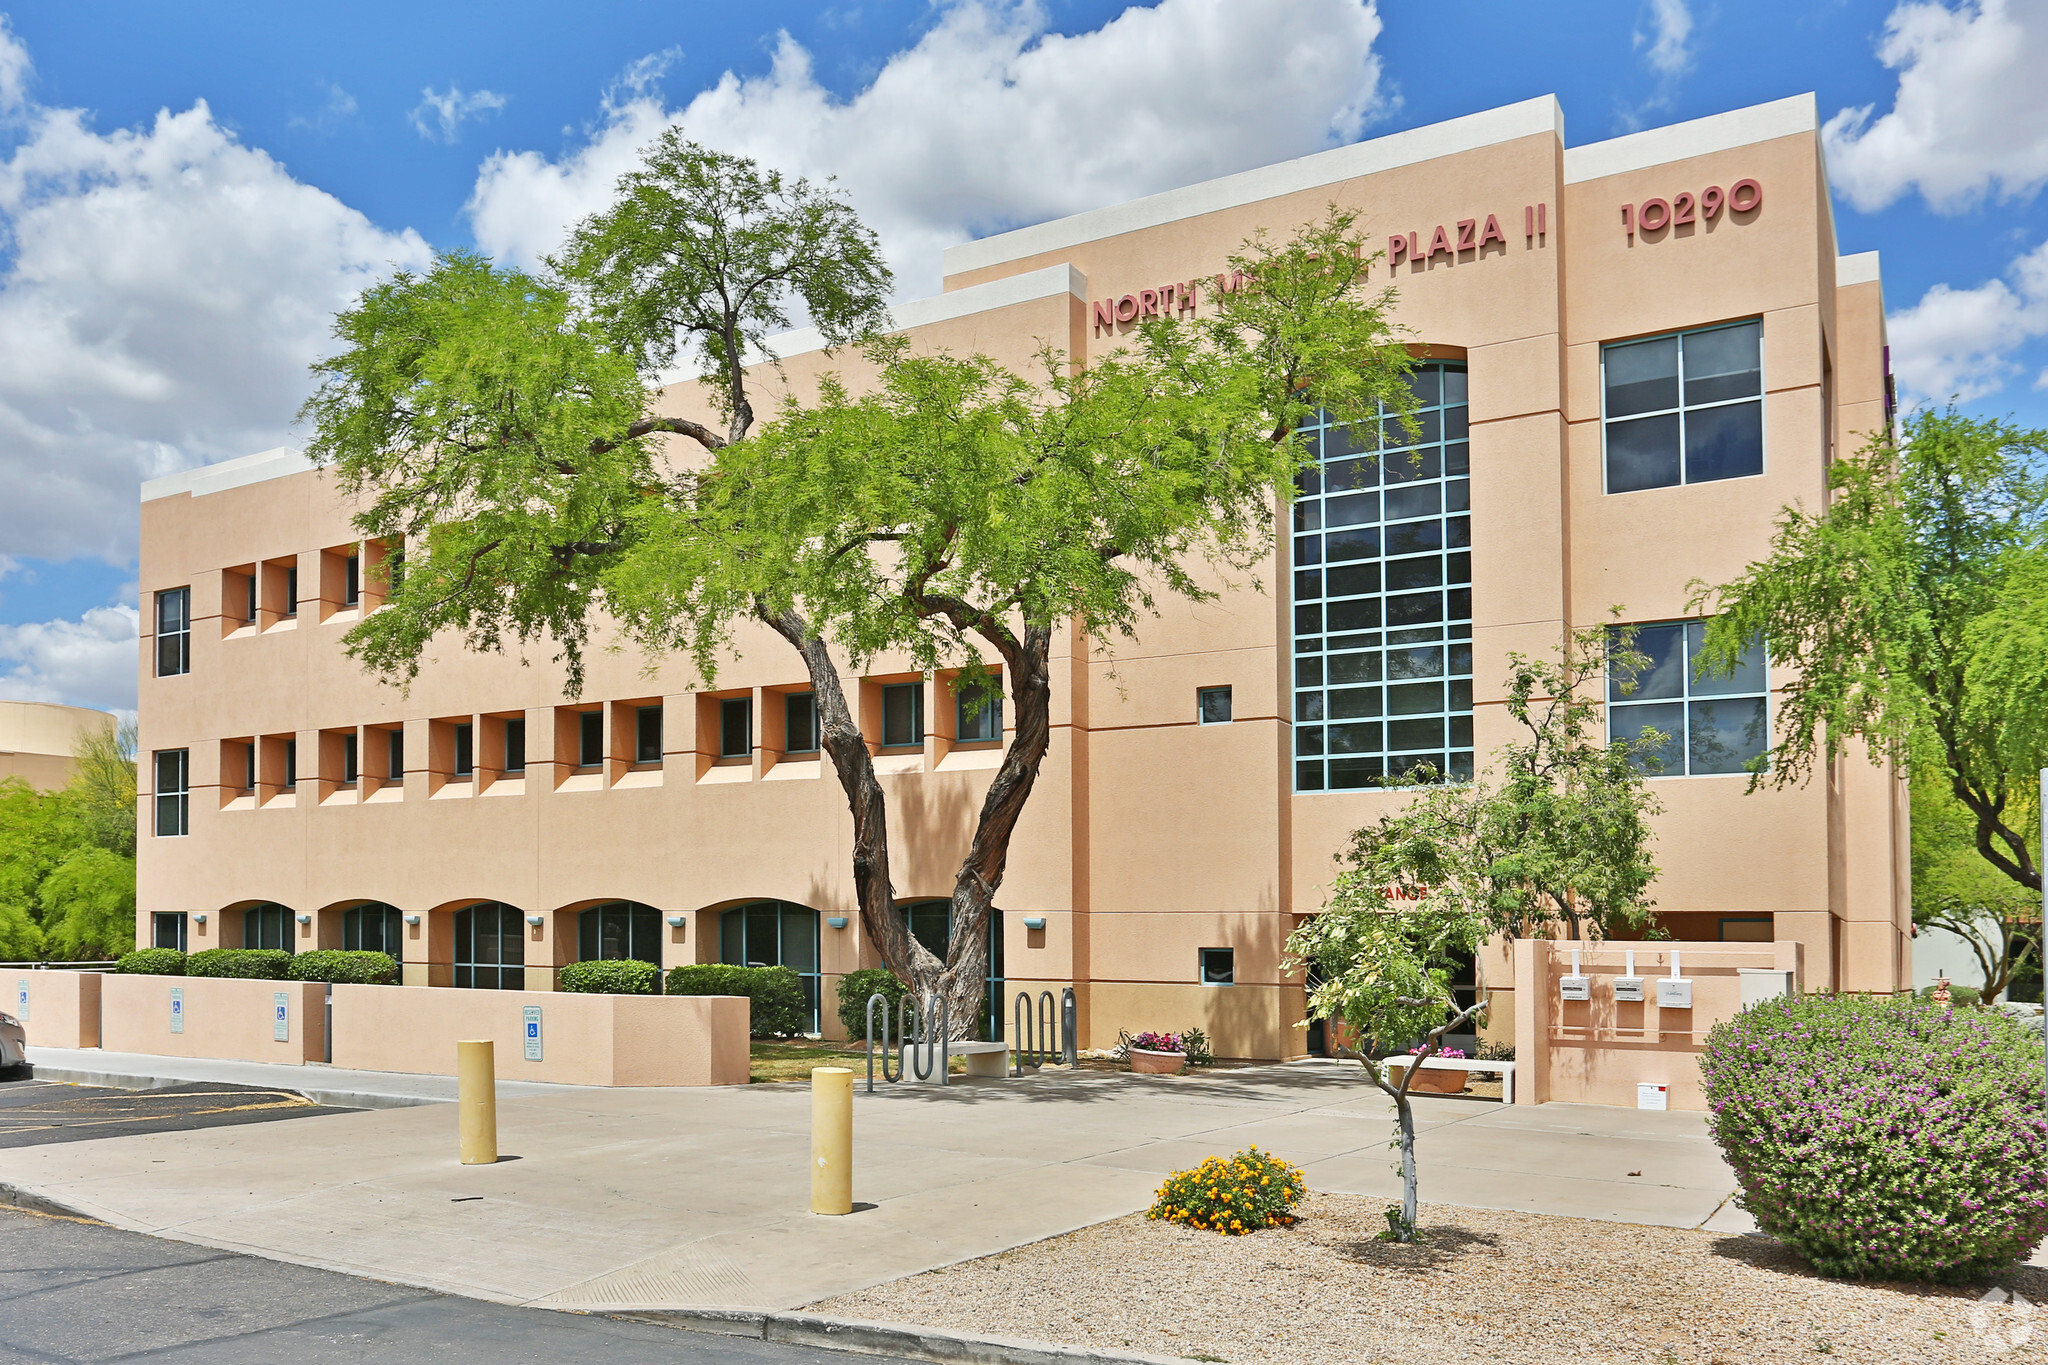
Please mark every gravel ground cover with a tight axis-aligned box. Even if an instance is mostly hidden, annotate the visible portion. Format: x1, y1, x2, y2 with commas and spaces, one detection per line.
810, 1192, 2048, 1363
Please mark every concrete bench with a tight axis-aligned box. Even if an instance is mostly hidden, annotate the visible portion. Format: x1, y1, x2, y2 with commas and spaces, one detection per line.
898, 1040, 1010, 1082
1381, 1055, 1516, 1104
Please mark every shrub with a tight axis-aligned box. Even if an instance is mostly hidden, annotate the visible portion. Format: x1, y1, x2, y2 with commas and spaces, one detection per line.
836, 967, 907, 1037
665, 963, 808, 1037
1700, 992, 2048, 1282
1918, 982, 1983, 1008
560, 959, 660, 995
1148, 1147, 1305, 1235
115, 948, 185, 976
287, 950, 398, 985
185, 948, 292, 980
1180, 1027, 1215, 1067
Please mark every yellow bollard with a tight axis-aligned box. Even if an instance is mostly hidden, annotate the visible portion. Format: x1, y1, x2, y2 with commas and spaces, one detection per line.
457, 1039, 498, 1165
810, 1066, 853, 1215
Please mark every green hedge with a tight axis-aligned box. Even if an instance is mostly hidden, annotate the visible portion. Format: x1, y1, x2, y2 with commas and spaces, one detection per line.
559, 959, 661, 995
665, 964, 807, 1037
185, 948, 292, 980
1701, 992, 2048, 1282
286, 950, 397, 984
836, 968, 908, 1037
115, 948, 186, 976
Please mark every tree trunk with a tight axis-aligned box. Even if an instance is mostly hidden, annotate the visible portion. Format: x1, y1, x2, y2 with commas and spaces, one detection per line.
760, 608, 1060, 1039
1396, 1095, 1419, 1239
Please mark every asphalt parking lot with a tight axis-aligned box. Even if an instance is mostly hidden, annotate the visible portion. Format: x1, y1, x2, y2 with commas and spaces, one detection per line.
0, 1075, 353, 1148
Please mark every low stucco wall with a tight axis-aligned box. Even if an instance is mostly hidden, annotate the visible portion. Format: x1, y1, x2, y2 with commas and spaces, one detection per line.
99, 974, 325, 1064
1512, 938, 1803, 1110
329, 985, 750, 1086
12, 969, 101, 1048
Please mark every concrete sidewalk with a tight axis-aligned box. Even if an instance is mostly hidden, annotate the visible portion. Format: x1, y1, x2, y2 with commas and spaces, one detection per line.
0, 1060, 1749, 1314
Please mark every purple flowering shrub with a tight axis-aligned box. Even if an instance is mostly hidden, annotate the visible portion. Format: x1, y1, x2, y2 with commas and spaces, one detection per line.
1700, 993, 2048, 1282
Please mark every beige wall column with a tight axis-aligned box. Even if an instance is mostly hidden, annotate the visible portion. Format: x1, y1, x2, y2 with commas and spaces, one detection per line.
524, 908, 568, 992
1512, 939, 1550, 1105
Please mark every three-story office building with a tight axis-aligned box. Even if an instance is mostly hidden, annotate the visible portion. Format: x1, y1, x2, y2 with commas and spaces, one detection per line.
136, 92, 1909, 1058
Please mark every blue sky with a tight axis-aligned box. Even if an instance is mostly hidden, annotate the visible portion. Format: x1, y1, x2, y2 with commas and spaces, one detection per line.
0, 0, 2042, 713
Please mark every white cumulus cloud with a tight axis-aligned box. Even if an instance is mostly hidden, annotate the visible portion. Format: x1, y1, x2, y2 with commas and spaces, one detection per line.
0, 604, 140, 715
1825, 0, 2048, 213
409, 84, 508, 143
1886, 236, 2048, 401
467, 0, 1390, 296
1635, 0, 1695, 77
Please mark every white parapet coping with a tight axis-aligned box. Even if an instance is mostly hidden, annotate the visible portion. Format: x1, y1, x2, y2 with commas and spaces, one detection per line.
141, 446, 314, 502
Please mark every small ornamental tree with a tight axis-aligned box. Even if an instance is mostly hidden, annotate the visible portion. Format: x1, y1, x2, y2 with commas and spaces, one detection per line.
304, 132, 1418, 1034
1701, 992, 2048, 1282
1289, 624, 1667, 1241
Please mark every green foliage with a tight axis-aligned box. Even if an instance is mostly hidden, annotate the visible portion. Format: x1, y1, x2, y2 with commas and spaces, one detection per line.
1693, 406, 2048, 895
286, 950, 397, 984
558, 958, 660, 994
836, 967, 907, 1036
1147, 1148, 1306, 1235
1700, 992, 2048, 1282
1915, 982, 1984, 1007
185, 948, 292, 980
116, 948, 185, 975
664, 964, 808, 1037
68, 719, 137, 860
1180, 1027, 1215, 1067
39, 847, 137, 959
1910, 765, 2039, 1002
0, 903, 40, 960
556, 131, 892, 435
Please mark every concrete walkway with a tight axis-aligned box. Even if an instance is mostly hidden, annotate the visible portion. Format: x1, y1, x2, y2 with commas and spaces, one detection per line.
0, 1060, 1749, 1313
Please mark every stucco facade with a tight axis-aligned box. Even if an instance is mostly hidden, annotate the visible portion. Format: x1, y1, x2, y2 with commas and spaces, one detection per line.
135, 93, 1909, 1059
0, 700, 117, 791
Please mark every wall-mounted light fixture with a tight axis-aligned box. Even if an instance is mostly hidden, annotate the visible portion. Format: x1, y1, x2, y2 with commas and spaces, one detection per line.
827, 916, 849, 930
403, 913, 421, 926
295, 913, 311, 925
1022, 917, 1046, 930
665, 914, 685, 927
192, 912, 208, 925
525, 914, 545, 927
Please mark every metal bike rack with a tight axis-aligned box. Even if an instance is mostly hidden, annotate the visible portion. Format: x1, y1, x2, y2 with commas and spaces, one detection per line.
1011, 986, 1079, 1075
865, 992, 951, 1092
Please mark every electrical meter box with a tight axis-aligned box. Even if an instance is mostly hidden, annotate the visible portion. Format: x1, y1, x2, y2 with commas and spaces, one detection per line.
1656, 977, 1694, 1009
1612, 976, 1646, 1002
1559, 975, 1591, 1002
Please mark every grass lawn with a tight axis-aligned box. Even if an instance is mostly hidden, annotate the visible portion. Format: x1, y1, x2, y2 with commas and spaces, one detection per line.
747, 1037, 967, 1083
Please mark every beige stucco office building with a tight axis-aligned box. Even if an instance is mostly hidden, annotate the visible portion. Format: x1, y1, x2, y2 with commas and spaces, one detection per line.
134, 93, 1909, 1058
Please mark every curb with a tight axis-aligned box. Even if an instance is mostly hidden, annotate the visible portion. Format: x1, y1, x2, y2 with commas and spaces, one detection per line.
24, 1063, 445, 1111
0, 1180, 98, 1222
619, 1308, 1189, 1365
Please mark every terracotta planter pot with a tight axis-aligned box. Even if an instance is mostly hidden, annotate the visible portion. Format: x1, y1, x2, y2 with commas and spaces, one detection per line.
1128, 1047, 1188, 1075
1391, 1061, 1466, 1094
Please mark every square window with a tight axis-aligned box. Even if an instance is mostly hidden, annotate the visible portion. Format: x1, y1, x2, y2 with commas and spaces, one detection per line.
1199, 947, 1235, 986
955, 681, 1002, 742
881, 683, 923, 747
504, 719, 526, 773
1198, 686, 1233, 725
1603, 322, 1763, 493
636, 705, 663, 764
719, 697, 751, 758
1607, 621, 1768, 776
579, 710, 604, 766
785, 693, 819, 753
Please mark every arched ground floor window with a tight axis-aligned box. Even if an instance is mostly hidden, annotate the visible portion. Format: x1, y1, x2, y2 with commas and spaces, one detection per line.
453, 902, 525, 990
579, 902, 662, 963
242, 903, 294, 953
720, 901, 821, 1032
343, 902, 404, 956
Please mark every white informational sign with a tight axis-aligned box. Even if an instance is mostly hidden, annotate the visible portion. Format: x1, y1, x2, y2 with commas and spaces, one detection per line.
1656, 977, 1694, 1009
169, 986, 184, 1034
272, 991, 290, 1043
522, 1005, 543, 1062
1637, 1082, 1669, 1111
1559, 975, 1591, 1002
1612, 977, 1645, 1002
15, 977, 27, 1021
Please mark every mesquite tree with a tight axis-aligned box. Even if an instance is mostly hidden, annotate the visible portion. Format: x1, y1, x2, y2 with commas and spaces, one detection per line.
1692, 407, 2048, 895
302, 135, 1414, 1031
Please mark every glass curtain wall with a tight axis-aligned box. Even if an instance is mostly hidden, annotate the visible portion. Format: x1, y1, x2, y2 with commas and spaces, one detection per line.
1291, 362, 1475, 790
453, 902, 526, 989
720, 901, 822, 1031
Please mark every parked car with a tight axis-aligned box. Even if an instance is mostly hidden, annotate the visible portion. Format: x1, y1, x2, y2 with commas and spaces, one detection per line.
0, 1011, 24, 1074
